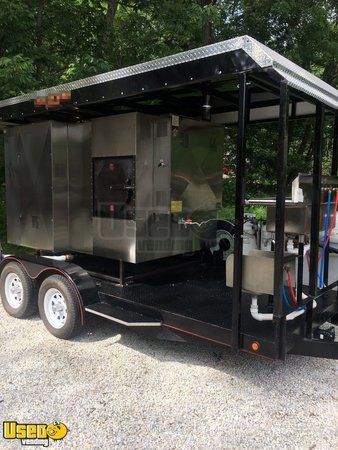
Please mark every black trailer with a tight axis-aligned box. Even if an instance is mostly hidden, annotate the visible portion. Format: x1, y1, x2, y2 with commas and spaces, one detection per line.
0, 35, 337, 361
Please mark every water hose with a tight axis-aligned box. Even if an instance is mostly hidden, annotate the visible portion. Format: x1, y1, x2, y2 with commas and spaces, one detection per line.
325, 190, 338, 247
286, 269, 297, 305
319, 190, 332, 288
282, 284, 292, 308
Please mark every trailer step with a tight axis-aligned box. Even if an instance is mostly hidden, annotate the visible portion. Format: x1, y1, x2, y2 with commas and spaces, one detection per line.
85, 303, 162, 327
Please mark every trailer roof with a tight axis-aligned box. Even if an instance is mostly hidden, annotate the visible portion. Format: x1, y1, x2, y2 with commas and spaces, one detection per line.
0, 35, 337, 126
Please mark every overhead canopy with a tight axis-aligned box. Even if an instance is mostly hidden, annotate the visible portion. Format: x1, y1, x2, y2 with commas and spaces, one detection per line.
0, 35, 337, 127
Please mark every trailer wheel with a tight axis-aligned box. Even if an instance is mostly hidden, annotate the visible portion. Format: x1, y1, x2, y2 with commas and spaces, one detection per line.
38, 275, 82, 340
0, 262, 37, 318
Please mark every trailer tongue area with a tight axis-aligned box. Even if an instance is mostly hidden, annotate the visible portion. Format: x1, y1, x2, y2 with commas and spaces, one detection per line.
0, 36, 337, 360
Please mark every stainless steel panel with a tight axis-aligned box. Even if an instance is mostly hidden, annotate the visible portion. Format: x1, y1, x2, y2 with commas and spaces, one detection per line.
51, 123, 69, 250
292, 173, 338, 205
5, 121, 93, 253
5, 122, 54, 250
171, 119, 224, 215
136, 215, 195, 262
135, 114, 155, 211
68, 122, 93, 253
226, 251, 296, 295
92, 113, 137, 157
152, 118, 171, 213
266, 204, 331, 235
93, 217, 137, 262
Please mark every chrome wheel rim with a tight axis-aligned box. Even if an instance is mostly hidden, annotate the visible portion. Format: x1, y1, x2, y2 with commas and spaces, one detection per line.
44, 288, 68, 329
5, 272, 23, 309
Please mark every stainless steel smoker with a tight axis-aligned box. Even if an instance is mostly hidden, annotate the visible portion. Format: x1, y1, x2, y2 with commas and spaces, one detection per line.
5, 113, 224, 263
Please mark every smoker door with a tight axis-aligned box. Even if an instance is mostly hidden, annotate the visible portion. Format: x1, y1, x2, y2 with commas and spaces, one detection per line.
93, 156, 135, 220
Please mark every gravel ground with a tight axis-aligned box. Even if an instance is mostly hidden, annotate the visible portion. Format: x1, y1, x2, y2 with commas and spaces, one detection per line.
0, 303, 337, 450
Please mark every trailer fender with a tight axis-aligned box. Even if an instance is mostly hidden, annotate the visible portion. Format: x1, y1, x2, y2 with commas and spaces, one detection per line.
0, 255, 99, 325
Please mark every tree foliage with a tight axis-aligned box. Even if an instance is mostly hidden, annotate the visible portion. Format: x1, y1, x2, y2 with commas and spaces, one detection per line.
0, 0, 336, 209
0, 0, 336, 96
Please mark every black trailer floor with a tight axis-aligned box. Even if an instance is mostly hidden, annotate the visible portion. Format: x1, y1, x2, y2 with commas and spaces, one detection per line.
99, 272, 236, 328
82, 257, 337, 358
94, 262, 291, 344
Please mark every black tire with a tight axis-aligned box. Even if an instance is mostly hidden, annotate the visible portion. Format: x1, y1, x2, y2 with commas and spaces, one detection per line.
0, 262, 37, 318
38, 275, 83, 340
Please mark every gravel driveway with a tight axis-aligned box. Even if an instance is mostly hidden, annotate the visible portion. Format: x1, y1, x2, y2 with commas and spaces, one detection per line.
0, 303, 337, 450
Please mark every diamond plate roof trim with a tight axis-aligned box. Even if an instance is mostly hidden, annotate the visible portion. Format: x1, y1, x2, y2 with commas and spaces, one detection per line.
0, 35, 336, 110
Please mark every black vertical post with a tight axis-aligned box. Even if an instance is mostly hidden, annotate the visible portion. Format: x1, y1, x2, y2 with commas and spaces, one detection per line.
331, 112, 338, 177
331, 112, 338, 300
273, 80, 289, 360
324, 190, 330, 287
231, 72, 248, 353
307, 103, 324, 338
324, 112, 337, 287
297, 240, 304, 305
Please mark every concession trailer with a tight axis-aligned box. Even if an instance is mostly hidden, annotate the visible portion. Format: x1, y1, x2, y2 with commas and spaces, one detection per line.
0, 36, 337, 360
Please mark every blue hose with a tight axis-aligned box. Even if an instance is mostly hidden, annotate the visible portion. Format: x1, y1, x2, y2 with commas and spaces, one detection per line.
319, 191, 331, 288
282, 284, 292, 309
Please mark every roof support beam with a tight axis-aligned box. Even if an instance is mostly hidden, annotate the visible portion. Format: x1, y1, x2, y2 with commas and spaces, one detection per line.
273, 80, 289, 360
307, 103, 324, 338
231, 72, 249, 355
332, 111, 338, 176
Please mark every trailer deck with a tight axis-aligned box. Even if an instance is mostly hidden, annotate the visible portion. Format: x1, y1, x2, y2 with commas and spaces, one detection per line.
77, 256, 337, 359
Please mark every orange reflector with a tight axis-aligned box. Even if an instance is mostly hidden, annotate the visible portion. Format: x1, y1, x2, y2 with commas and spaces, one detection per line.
251, 342, 260, 351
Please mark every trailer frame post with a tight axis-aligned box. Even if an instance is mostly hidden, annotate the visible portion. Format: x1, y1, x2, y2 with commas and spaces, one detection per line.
273, 80, 289, 360
307, 102, 324, 338
324, 112, 337, 292
297, 238, 304, 305
231, 72, 249, 354
331, 111, 338, 177
331, 112, 338, 301
324, 189, 330, 288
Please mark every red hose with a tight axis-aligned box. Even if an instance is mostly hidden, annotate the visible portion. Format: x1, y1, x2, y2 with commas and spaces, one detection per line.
286, 270, 297, 306
325, 190, 338, 247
